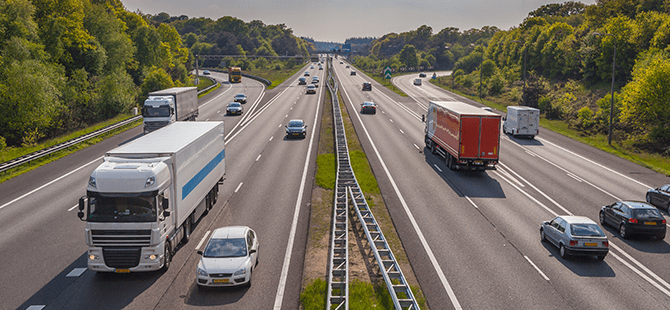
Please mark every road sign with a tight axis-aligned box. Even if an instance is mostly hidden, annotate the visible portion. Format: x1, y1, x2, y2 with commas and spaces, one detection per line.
384, 66, 392, 79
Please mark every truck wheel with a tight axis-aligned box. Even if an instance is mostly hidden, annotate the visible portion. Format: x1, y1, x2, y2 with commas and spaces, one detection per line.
161, 243, 172, 271
430, 142, 436, 154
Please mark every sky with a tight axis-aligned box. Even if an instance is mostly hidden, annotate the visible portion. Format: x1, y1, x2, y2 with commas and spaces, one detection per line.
122, 0, 597, 43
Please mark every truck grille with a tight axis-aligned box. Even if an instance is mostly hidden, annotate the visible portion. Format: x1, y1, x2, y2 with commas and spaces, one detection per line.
103, 247, 141, 268
92, 230, 151, 247
144, 121, 170, 132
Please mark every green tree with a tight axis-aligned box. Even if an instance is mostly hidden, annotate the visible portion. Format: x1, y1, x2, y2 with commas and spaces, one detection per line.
398, 44, 418, 68
140, 66, 173, 98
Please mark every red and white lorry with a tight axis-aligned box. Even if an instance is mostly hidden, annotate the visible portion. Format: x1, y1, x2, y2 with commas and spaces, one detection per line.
424, 101, 501, 170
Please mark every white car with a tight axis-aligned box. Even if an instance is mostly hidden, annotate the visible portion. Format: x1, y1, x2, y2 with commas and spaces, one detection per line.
414, 78, 422, 86
196, 226, 259, 287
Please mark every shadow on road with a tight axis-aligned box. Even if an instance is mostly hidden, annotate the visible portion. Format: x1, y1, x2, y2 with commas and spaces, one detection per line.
540, 241, 616, 277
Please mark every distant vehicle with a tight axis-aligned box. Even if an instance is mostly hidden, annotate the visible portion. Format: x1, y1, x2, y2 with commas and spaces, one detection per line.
234, 93, 247, 104
425, 101, 501, 170
419, 72, 426, 77
350, 70, 356, 76
143, 87, 199, 133
304, 71, 310, 76
361, 102, 377, 114
286, 119, 307, 138
362, 82, 372, 91
229, 67, 242, 83
226, 102, 243, 115
481, 107, 493, 112
298, 77, 307, 85
310, 65, 314, 69
346, 65, 350, 68
600, 201, 666, 239
319, 66, 323, 70
311, 76, 319, 87
540, 215, 609, 260
647, 185, 670, 211
203, 70, 210, 75
503, 106, 540, 138
340, 61, 343, 64
196, 226, 259, 287
413, 79, 422, 86
306, 84, 317, 94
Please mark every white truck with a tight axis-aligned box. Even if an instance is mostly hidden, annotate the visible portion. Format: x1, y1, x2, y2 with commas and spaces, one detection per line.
503, 106, 540, 139
143, 87, 199, 133
77, 122, 225, 272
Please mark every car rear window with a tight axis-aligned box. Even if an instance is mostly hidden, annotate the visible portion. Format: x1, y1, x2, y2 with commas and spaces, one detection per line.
570, 224, 605, 237
634, 209, 662, 218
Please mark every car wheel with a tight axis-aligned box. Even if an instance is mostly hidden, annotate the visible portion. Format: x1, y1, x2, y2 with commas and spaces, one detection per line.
619, 223, 629, 239
161, 243, 172, 271
540, 229, 547, 242
599, 211, 606, 226
656, 233, 666, 240
559, 244, 568, 259
597, 255, 606, 261
666, 200, 670, 213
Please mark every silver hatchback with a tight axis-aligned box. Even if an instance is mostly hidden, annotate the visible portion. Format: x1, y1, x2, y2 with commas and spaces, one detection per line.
540, 215, 609, 260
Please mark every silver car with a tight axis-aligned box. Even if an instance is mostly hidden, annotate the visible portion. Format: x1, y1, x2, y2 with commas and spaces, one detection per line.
196, 226, 259, 287
226, 102, 243, 115
540, 215, 609, 260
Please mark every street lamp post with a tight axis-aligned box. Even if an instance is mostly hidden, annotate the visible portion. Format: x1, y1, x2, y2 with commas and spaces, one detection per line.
511, 40, 527, 105
593, 32, 617, 145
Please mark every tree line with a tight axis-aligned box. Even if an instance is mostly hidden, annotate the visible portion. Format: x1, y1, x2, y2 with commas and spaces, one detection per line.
0, 0, 309, 149
351, 0, 670, 155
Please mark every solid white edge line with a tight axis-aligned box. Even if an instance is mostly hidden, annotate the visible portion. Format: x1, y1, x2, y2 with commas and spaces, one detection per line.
433, 164, 442, 173
493, 170, 558, 217
0, 156, 103, 212
524, 256, 550, 281
234, 182, 243, 193
273, 72, 322, 310
340, 81, 463, 310
610, 252, 670, 297
196, 230, 211, 250
610, 242, 670, 292
414, 144, 419, 150
498, 162, 572, 216
256, 154, 262, 161
465, 196, 478, 209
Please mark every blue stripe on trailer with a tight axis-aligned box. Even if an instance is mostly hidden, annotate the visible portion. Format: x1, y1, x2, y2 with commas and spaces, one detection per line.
182, 149, 225, 200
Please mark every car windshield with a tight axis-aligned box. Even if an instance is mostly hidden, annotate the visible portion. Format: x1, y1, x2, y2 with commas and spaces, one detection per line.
203, 238, 247, 258
235, 94, 245, 98
634, 209, 662, 218
570, 224, 605, 237
87, 192, 157, 222
143, 105, 171, 117
288, 120, 303, 127
228, 102, 241, 107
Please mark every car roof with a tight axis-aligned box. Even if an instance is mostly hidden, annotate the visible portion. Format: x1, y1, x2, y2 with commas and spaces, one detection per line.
235, 93, 245, 96
621, 201, 656, 209
307, 84, 315, 88
211, 226, 249, 239
558, 215, 597, 224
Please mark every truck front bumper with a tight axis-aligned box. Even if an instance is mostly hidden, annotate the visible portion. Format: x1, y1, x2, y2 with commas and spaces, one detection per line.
87, 242, 166, 272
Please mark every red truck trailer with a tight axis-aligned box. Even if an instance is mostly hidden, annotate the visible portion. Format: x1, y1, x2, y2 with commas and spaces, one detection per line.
424, 101, 501, 170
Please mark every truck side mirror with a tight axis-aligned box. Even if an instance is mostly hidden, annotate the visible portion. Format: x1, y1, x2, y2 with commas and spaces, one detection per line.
171, 107, 175, 114
162, 197, 169, 210
163, 210, 171, 217
502, 116, 506, 121
77, 196, 86, 221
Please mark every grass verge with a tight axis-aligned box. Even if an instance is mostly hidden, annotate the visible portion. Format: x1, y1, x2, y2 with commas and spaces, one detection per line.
0, 115, 142, 183
246, 65, 305, 89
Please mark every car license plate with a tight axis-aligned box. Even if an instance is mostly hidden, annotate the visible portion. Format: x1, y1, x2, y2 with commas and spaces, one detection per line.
293, 133, 299, 135
584, 242, 598, 247
645, 222, 657, 225
115, 269, 130, 273
474, 161, 483, 165
213, 279, 229, 284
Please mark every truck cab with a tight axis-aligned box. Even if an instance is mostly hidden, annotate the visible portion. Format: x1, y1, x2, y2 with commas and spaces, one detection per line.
143, 96, 176, 133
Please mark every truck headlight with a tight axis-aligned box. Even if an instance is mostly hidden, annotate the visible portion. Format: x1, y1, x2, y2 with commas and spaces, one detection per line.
145, 176, 155, 187
233, 267, 247, 276
197, 267, 208, 277
88, 177, 96, 188
145, 254, 157, 260
89, 254, 99, 260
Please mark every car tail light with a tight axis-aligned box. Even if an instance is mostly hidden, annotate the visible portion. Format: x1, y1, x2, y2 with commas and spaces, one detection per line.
628, 218, 638, 224
569, 240, 578, 246
663, 219, 667, 224
603, 241, 609, 247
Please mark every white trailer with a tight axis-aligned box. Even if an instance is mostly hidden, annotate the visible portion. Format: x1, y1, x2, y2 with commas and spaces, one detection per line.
143, 87, 199, 133
503, 106, 540, 138
78, 122, 225, 272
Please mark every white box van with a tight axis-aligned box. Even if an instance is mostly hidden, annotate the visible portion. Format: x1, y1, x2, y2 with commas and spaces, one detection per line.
503, 106, 540, 138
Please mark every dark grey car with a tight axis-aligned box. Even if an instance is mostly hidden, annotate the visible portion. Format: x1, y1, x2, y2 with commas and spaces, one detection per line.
647, 185, 670, 211
600, 201, 666, 239
285, 119, 307, 139
540, 215, 609, 260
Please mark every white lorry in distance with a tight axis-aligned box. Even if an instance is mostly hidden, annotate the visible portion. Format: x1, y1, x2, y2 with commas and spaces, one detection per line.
143, 87, 199, 134
503, 106, 540, 139
78, 122, 225, 273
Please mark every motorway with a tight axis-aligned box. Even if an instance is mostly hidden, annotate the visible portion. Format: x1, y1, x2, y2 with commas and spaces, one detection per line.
2, 57, 670, 310
334, 60, 670, 309
0, 64, 326, 310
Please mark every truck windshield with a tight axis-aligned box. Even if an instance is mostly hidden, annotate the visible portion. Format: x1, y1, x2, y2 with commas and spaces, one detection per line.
144, 105, 171, 117
87, 192, 157, 222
